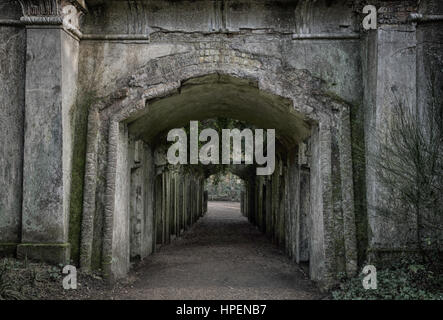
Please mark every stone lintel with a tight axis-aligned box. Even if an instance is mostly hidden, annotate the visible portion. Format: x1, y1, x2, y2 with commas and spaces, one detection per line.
17, 243, 71, 265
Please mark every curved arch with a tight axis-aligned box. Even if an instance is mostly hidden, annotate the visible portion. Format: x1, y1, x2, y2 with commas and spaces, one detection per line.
80, 52, 357, 289
98, 50, 336, 123
128, 73, 310, 148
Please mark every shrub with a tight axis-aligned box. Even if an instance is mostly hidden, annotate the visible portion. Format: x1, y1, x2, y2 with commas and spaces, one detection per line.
332, 258, 443, 300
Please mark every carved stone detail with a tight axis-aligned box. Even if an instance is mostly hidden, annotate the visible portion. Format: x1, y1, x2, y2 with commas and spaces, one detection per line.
17, 0, 61, 17
17, 0, 84, 34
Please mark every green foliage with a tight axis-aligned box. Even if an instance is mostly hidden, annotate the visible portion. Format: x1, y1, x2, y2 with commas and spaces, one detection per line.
206, 172, 244, 201
366, 93, 443, 255
48, 265, 64, 282
332, 259, 443, 300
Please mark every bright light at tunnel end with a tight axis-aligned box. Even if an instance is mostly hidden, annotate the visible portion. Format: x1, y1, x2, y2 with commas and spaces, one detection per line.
167, 121, 276, 176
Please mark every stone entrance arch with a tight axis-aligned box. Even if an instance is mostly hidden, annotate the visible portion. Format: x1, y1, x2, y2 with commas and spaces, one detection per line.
1, 0, 441, 295
79, 52, 357, 288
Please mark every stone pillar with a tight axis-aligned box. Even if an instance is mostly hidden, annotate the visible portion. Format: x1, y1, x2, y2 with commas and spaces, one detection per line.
203, 190, 208, 214
142, 142, 155, 258
287, 147, 299, 261
129, 140, 143, 261
16, 0, 84, 264
154, 172, 163, 247
309, 121, 334, 289
295, 144, 311, 264
0, 1, 26, 256
241, 190, 244, 214
178, 175, 184, 234
362, 3, 419, 262
298, 167, 310, 263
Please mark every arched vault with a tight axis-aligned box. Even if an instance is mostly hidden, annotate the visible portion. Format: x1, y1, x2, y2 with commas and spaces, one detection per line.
80, 51, 357, 290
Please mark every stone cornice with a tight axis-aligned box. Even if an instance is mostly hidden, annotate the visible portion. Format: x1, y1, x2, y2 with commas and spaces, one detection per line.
20, 15, 63, 24
0, 19, 25, 26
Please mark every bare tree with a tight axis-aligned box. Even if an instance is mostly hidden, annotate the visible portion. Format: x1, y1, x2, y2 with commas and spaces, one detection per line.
370, 90, 443, 260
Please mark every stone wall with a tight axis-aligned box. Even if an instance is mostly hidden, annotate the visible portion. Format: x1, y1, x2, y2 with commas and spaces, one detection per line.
0, 0, 441, 289
361, 0, 443, 261
0, 1, 25, 254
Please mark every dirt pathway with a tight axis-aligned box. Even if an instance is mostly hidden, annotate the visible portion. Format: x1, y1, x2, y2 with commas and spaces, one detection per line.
112, 201, 322, 300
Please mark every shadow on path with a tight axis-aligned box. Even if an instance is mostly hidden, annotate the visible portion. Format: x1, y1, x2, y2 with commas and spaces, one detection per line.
114, 201, 322, 300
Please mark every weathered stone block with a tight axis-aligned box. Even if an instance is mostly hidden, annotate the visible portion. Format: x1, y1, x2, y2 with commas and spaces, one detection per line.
17, 243, 70, 264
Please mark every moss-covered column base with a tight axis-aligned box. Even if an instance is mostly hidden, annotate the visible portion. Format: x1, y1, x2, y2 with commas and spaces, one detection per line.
17, 243, 70, 265
0, 243, 18, 257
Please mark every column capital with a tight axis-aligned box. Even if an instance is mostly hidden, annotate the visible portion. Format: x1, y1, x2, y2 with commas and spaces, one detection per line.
17, 0, 61, 17
17, 0, 86, 31
17, 0, 86, 16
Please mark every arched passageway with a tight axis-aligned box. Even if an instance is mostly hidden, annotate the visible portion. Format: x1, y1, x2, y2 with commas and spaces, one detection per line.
80, 57, 357, 290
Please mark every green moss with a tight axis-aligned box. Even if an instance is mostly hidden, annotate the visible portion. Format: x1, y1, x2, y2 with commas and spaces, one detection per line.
17, 243, 70, 265
68, 91, 98, 266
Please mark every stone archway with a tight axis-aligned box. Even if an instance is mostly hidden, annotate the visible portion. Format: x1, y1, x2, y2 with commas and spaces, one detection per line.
79, 51, 357, 289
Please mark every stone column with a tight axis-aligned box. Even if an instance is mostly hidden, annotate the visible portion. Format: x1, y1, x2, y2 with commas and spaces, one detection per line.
362, 2, 419, 262
287, 147, 299, 261
0, 1, 26, 256
309, 121, 334, 289
16, 0, 85, 264
296, 144, 311, 264
414, 1, 443, 249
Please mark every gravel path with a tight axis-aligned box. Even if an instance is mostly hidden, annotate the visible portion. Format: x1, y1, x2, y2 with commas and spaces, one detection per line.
113, 201, 322, 300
